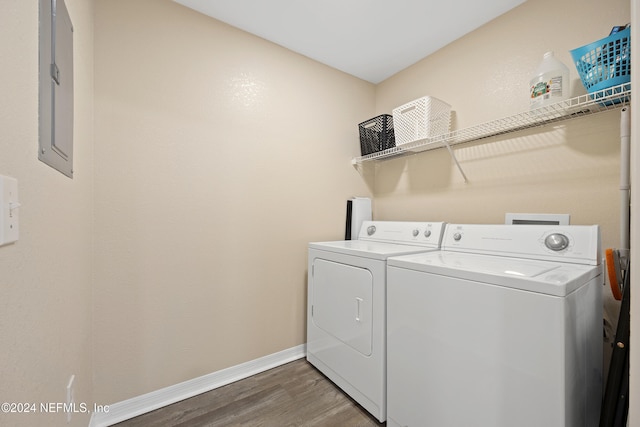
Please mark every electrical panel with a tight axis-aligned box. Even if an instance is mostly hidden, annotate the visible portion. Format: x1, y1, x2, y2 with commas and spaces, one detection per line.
39, 0, 74, 178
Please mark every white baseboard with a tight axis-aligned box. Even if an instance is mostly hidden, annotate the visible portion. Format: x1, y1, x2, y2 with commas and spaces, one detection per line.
89, 344, 306, 427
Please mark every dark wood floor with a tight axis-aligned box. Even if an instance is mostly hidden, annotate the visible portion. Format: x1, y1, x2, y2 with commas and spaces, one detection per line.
114, 359, 385, 427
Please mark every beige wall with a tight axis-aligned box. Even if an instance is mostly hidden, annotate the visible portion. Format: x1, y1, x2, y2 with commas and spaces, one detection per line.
93, 0, 374, 404
0, 1, 94, 426
374, 0, 630, 255
2, 0, 634, 422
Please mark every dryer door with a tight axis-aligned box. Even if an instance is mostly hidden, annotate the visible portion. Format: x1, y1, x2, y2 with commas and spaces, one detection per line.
312, 258, 373, 356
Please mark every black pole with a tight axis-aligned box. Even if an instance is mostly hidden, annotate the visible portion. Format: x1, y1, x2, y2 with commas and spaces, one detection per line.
600, 266, 630, 427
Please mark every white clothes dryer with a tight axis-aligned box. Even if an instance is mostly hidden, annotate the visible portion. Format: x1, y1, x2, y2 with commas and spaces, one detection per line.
386, 224, 603, 427
307, 221, 446, 422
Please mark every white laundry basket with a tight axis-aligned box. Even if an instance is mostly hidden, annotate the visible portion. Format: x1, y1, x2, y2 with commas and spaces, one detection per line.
392, 96, 451, 145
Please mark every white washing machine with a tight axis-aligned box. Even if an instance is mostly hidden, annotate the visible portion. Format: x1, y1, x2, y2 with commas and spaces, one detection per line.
307, 221, 446, 422
386, 224, 603, 427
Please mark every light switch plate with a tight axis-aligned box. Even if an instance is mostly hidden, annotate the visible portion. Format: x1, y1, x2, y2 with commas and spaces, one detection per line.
0, 175, 19, 246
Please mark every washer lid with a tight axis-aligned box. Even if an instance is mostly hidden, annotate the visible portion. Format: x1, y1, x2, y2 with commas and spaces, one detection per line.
309, 240, 438, 260
387, 251, 602, 296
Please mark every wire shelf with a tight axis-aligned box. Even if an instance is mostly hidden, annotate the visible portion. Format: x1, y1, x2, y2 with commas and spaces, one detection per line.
351, 83, 631, 165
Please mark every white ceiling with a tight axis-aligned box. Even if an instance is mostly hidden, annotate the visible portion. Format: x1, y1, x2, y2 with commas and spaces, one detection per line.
173, 0, 526, 84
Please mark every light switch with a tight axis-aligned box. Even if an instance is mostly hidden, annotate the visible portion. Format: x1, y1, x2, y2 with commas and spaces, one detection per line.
0, 175, 19, 246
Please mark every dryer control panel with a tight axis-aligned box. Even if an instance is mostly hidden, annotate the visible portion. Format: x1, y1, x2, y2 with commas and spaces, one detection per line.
358, 221, 446, 248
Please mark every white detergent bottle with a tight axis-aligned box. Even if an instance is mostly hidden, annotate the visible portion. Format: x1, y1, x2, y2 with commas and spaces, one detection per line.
529, 51, 570, 110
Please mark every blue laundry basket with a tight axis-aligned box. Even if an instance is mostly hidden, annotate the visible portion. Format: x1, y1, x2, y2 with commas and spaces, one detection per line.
570, 27, 630, 94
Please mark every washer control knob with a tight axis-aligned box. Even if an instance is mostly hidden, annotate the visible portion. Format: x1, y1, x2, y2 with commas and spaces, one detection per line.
453, 232, 462, 241
367, 225, 376, 236
545, 233, 569, 251
424, 229, 432, 238
412, 229, 419, 237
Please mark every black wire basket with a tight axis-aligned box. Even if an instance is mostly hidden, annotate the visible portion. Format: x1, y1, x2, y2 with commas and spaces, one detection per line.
358, 114, 395, 156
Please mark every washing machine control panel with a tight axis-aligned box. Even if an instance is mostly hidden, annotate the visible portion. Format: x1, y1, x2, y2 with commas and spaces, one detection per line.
442, 224, 600, 265
359, 221, 446, 247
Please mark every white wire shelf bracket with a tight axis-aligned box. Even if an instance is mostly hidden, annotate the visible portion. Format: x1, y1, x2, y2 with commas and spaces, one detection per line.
351, 83, 631, 171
